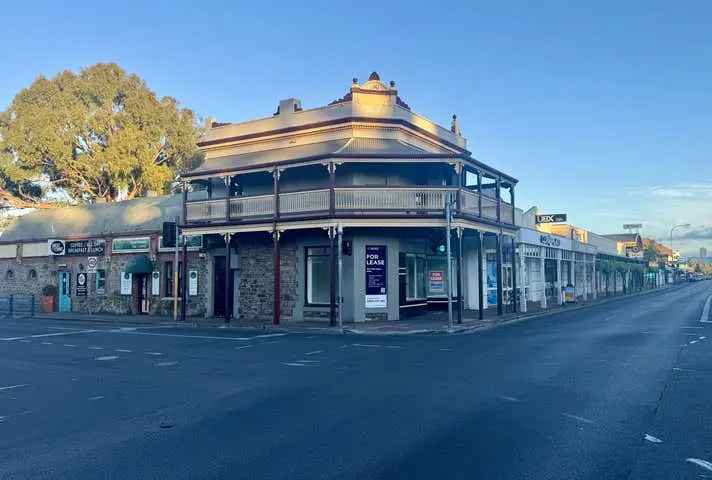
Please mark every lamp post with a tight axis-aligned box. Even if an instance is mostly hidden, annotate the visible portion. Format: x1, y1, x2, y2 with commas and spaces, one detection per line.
670, 223, 690, 282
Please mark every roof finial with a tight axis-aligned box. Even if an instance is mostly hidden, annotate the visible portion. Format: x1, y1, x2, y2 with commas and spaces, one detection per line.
450, 114, 461, 136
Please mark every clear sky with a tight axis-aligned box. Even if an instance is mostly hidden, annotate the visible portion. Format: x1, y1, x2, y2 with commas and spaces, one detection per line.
2, 1, 710, 255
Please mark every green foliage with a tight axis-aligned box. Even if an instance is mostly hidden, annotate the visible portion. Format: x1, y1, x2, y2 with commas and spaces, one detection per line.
643, 244, 658, 263
0, 63, 201, 204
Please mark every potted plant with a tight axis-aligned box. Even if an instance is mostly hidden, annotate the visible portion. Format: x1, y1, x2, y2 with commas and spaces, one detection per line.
41, 284, 57, 313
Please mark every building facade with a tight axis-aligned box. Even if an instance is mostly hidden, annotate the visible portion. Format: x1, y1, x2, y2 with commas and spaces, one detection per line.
182, 73, 520, 324
0, 195, 208, 316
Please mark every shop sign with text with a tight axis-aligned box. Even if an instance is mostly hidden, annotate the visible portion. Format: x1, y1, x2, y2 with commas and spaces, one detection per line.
365, 245, 387, 308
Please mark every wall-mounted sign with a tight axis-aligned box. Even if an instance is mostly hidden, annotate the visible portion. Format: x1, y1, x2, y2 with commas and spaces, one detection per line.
112, 237, 150, 253
86, 256, 98, 273
429, 271, 444, 293
151, 271, 160, 296
535, 214, 567, 224
365, 245, 387, 308
189, 270, 198, 296
48, 239, 106, 256
120, 272, 132, 295
539, 234, 562, 247
76, 272, 88, 296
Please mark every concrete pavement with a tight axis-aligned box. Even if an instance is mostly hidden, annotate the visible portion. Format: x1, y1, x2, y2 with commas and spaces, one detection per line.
0, 281, 711, 479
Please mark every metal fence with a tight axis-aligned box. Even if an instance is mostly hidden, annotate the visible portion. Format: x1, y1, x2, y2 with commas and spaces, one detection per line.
0, 295, 36, 319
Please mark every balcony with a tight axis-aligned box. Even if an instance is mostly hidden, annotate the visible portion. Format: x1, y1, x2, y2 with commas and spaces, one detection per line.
185, 187, 515, 225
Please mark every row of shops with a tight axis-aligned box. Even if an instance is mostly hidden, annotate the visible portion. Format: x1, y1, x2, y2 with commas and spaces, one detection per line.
0, 72, 663, 323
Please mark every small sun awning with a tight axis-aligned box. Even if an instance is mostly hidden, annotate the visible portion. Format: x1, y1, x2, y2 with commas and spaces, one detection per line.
125, 255, 154, 274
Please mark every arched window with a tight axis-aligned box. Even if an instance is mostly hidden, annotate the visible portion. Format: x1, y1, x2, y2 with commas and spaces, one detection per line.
5, 270, 14, 280
28, 269, 37, 280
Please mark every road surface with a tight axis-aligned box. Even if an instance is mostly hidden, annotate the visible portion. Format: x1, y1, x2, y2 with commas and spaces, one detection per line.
1, 282, 711, 479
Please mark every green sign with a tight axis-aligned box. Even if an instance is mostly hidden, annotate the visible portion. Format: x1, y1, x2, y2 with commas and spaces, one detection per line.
112, 237, 150, 252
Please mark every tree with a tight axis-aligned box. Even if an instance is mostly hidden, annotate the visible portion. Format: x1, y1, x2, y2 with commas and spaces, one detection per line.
643, 244, 658, 263
0, 63, 201, 207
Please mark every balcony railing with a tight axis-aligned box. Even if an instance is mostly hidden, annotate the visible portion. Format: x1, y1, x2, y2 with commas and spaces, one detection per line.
185, 187, 515, 225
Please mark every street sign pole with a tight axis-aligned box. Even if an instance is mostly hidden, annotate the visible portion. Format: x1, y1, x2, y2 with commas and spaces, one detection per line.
173, 216, 179, 322
446, 193, 453, 330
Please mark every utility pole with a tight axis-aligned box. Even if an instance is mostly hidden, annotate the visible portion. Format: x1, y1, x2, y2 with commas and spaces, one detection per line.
670, 223, 691, 283
337, 224, 343, 329
172, 215, 179, 322
446, 192, 454, 330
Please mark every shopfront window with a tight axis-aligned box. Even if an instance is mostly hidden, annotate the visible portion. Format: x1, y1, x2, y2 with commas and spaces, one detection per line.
305, 247, 330, 305
96, 269, 106, 295
405, 254, 427, 300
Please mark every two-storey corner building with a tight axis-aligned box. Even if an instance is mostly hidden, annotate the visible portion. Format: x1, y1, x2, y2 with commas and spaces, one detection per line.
181, 73, 520, 325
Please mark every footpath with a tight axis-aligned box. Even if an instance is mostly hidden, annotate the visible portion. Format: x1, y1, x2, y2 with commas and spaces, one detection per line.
28, 284, 681, 336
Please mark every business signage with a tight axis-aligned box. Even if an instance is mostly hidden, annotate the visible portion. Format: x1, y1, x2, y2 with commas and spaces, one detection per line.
365, 245, 387, 308
120, 272, 132, 295
86, 256, 98, 273
48, 239, 105, 256
623, 223, 642, 230
535, 214, 567, 224
429, 271, 445, 293
189, 270, 198, 296
112, 237, 150, 253
539, 234, 562, 247
76, 272, 88, 296
151, 271, 160, 296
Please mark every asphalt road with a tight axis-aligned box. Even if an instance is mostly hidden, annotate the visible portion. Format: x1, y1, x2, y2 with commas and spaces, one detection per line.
1, 282, 712, 479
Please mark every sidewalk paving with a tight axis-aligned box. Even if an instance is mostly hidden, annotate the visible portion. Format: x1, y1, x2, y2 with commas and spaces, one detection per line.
26, 284, 679, 335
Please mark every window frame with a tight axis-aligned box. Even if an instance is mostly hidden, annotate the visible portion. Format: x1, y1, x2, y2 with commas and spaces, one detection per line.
304, 245, 332, 307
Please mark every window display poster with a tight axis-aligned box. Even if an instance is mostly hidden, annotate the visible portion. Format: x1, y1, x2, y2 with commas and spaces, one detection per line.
365, 245, 387, 308
152, 271, 160, 296
189, 270, 198, 296
487, 259, 498, 306
429, 271, 444, 293
120, 272, 132, 295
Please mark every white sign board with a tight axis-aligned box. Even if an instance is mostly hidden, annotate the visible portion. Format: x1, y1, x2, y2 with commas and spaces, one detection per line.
151, 271, 160, 296
120, 272, 132, 295
189, 270, 198, 296
87, 256, 98, 273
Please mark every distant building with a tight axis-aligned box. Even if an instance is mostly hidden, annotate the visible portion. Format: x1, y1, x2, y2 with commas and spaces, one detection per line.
701, 247, 708, 259
603, 233, 644, 258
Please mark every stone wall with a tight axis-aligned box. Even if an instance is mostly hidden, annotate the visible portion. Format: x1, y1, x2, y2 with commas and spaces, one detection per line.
236, 233, 297, 322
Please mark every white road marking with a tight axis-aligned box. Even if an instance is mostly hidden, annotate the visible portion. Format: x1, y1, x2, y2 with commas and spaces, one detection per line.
500, 396, 521, 402
0, 384, 27, 391
88, 396, 105, 401
115, 349, 132, 353
283, 362, 313, 367
700, 336, 707, 340
155, 361, 178, 367
96, 355, 118, 361
681, 326, 703, 329
690, 340, 698, 344
562, 413, 596, 425
644, 434, 662, 443
41, 342, 52, 345
236, 345, 253, 350
687, 458, 712, 472
88, 346, 104, 350
439, 348, 453, 351
352, 343, 381, 348
111, 331, 254, 341
63, 344, 76, 347
338, 345, 349, 349
145, 352, 163, 356
304, 350, 323, 355
2, 330, 97, 341
385, 345, 403, 349
19, 340, 30, 343
263, 340, 281, 344
294, 360, 320, 363
255, 333, 287, 339
700, 295, 712, 323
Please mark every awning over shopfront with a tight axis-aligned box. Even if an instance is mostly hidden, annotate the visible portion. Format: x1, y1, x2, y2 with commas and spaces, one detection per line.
125, 255, 154, 274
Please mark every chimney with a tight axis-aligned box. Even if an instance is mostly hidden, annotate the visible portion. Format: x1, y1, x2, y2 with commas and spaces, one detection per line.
275, 98, 302, 116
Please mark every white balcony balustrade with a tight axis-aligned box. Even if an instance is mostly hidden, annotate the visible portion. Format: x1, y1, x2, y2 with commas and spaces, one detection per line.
279, 189, 330, 214
229, 194, 275, 218
334, 187, 457, 211
185, 200, 227, 222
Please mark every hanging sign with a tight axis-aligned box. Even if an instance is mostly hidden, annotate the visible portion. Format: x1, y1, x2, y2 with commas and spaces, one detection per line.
429, 271, 445, 293
120, 272, 132, 295
535, 214, 567, 224
76, 272, 88, 296
365, 245, 387, 308
151, 271, 160, 296
189, 270, 198, 296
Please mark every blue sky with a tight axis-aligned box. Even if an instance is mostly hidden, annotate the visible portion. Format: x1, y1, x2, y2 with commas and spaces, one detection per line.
2, 1, 711, 255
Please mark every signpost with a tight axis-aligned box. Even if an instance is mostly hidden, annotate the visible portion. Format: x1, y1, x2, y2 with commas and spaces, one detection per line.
535, 214, 567, 224
365, 245, 387, 308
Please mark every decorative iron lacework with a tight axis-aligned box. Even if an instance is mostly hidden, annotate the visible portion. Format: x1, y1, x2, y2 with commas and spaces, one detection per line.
561, 250, 573, 261
522, 244, 541, 257
545, 247, 559, 259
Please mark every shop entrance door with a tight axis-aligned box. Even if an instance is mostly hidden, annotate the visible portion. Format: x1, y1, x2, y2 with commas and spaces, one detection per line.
135, 274, 149, 314
544, 259, 558, 306
58, 271, 71, 312
213, 256, 233, 318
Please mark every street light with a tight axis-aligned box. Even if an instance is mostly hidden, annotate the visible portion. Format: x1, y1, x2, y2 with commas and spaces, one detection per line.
670, 223, 691, 282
